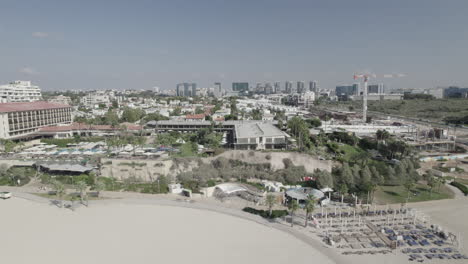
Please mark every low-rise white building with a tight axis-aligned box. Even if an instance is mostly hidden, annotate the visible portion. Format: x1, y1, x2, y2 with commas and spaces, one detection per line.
48, 95, 72, 105
80, 92, 111, 107
234, 122, 289, 150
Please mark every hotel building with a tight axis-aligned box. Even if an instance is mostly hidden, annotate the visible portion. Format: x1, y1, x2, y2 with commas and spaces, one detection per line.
0, 101, 72, 140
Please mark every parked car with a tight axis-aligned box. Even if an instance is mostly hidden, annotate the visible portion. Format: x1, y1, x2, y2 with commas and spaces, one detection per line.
0, 191, 12, 199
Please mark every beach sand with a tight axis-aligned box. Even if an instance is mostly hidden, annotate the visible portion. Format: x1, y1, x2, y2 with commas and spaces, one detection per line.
0, 197, 334, 264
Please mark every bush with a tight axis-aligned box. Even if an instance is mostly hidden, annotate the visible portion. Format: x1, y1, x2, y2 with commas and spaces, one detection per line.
118, 162, 146, 167
242, 207, 288, 219
450, 181, 468, 196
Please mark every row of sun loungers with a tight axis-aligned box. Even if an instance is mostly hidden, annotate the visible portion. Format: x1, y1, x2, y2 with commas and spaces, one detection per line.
408, 253, 468, 261
314, 209, 409, 219
403, 248, 458, 254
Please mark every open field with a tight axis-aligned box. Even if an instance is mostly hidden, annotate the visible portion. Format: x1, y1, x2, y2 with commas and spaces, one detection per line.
367, 99, 468, 122
321, 99, 468, 124
374, 184, 454, 204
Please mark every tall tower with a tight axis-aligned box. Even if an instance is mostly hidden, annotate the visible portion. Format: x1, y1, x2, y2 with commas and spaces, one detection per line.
309, 81, 317, 92
353, 74, 369, 123
362, 77, 368, 122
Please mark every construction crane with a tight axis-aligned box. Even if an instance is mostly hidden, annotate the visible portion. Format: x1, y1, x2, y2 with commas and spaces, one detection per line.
353, 73, 406, 123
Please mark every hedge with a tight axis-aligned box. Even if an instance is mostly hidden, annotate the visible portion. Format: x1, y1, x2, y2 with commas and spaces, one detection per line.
242, 207, 288, 219
450, 181, 468, 196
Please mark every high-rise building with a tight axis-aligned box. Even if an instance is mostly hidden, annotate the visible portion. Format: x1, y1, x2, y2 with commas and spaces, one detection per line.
353, 83, 360, 95
297, 81, 305, 94
274, 82, 281, 93
0, 81, 42, 103
285, 81, 293, 93
308, 81, 317, 92
336, 85, 359, 99
176, 83, 183, 96
368, 83, 385, 94
176, 83, 197, 96
264, 83, 273, 94
191, 83, 197, 96
183, 83, 190, 97
214, 82, 222, 97
232, 82, 249, 93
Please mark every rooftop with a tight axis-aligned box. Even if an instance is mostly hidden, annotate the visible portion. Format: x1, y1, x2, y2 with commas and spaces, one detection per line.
235, 122, 287, 139
38, 122, 142, 132
185, 114, 205, 119
0, 101, 70, 113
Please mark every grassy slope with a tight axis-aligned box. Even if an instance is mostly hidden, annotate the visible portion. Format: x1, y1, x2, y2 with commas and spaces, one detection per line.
374, 183, 454, 204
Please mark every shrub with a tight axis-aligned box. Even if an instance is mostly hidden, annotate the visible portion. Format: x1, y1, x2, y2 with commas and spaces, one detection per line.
450, 181, 468, 196
242, 207, 288, 219
118, 162, 146, 167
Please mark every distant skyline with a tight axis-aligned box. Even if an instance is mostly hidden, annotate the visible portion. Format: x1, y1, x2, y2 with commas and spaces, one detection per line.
1, 0, 468, 91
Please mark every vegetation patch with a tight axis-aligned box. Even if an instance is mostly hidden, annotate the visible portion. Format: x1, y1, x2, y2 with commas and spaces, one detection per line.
374, 183, 454, 204
242, 207, 288, 219
0, 166, 35, 186
450, 181, 468, 196
118, 162, 147, 167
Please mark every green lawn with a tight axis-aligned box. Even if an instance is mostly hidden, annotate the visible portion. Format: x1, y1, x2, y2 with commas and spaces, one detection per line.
374, 183, 454, 204
338, 144, 363, 162
171, 143, 198, 157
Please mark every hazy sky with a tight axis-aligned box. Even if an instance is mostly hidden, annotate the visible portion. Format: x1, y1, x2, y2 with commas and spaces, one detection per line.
1, 0, 467, 91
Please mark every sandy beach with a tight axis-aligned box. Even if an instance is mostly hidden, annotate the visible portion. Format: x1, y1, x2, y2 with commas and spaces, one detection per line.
0, 197, 334, 264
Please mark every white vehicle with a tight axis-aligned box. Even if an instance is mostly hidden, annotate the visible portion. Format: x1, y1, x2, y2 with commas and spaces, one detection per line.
0, 191, 12, 199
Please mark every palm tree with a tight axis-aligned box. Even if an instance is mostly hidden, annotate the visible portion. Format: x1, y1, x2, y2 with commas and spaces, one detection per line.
265, 193, 276, 217
304, 196, 315, 227
404, 180, 415, 201
94, 181, 106, 198
75, 181, 88, 205
376, 129, 390, 144
427, 176, 437, 198
288, 200, 299, 227
52, 180, 66, 208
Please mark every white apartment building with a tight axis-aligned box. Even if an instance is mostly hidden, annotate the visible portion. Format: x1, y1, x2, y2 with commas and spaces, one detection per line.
0, 101, 72, 140
0, 81, 42, 103
48, 95, 72, 105
80, 92, 111, 107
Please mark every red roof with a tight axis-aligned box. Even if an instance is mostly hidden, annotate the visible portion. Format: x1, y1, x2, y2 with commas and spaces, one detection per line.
38, 122, 142, 133
0, 101, 70, 113
185, 114, 205, 120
